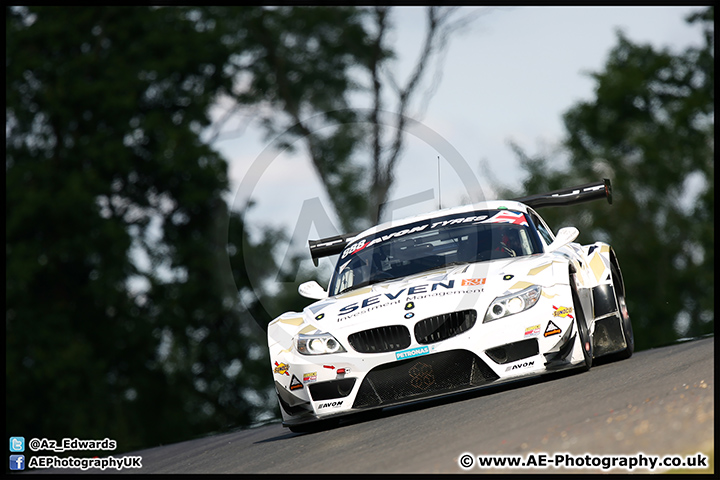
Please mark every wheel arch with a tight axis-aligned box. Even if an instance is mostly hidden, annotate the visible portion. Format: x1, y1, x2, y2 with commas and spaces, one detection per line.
608, 247, 626, 298
591, 246, 634, 360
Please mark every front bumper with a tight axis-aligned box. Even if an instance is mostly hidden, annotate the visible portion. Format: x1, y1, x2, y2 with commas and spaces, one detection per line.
278, 334, 579, 428
272, 286, 583, 426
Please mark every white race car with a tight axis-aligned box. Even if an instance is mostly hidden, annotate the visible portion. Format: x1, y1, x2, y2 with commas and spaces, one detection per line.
268, 180, 633, 432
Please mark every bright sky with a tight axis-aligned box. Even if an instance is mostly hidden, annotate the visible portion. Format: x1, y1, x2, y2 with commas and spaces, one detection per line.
212, 6, 704, 249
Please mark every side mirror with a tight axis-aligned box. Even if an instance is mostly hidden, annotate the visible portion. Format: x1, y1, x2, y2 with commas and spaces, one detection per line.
546, 227, 579, 252
298, 280, 327, 300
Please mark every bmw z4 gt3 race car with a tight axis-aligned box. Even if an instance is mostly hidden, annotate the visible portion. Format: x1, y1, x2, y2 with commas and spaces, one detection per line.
268, 179, 633, 432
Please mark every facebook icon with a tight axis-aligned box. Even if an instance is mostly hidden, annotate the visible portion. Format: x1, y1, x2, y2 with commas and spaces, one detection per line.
10, 455, 25, 471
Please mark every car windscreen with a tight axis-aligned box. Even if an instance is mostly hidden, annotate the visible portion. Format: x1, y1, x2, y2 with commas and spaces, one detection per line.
329, 209, 542, 296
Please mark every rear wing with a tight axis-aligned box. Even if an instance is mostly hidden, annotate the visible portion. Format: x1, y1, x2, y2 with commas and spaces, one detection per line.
308, 178, 612, 266
512, 178, 612, 210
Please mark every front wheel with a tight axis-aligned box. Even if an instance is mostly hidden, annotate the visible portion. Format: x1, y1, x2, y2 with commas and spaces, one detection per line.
571, 274, 593, 371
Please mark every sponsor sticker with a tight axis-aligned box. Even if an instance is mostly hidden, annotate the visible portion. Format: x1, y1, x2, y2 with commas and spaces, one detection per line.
317, 401, 343, 409
552, 305, 574, 319
289, 374, 303, 391
505, 360, 535, 372
341, 239, 368, 259
303, 372, 317, 383
482, 211, 529, 227
524, 324, 541, 337
396, 346, 430, 360
340, 214, 490, 259
461, 278, 487, 286
337, 281, 455, 319
544, 321, 562, 337
273, 361, 290, 376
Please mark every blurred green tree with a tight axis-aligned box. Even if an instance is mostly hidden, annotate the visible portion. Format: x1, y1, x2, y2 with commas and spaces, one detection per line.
504, 7, 713, 351
206, 6, 378, 325
212, 7, 488, 333
7, 5, 377, 451
210, 6, 487, 233
5, 5, 233, 451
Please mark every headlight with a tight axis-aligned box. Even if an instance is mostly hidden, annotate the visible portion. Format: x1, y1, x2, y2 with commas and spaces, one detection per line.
295, 332, 347, 355
483, 285, 542, 323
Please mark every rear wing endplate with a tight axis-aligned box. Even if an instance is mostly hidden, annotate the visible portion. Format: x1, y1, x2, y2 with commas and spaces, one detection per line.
308, 232, 360, 267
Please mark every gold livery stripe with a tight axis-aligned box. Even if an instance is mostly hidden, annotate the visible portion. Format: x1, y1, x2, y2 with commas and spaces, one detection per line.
279, 316, 304, 326
336, 286, 373, 299
589, 253, 606, 283
299, 325, 317, 334
528, 263, 552, 276
509, 281, 533, 291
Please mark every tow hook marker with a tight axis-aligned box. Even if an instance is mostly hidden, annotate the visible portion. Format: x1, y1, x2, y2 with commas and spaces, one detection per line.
544, 321, 561, 337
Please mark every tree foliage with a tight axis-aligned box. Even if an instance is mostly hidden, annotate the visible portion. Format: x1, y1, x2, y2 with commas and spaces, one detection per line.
506, 7, 713, 350
6, 6, 279, 451
211, 6, 486, 232
212, 7, 488, 331
4, 5, 514, 454
206, 6, 377, 233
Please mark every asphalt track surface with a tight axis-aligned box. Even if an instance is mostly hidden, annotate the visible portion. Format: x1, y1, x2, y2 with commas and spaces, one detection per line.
37, 336, 713, 474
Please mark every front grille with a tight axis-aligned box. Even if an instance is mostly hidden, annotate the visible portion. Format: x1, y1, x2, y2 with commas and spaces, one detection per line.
348, 325, 411, 353
414, 310, 477, 344
352, 349, 499, 409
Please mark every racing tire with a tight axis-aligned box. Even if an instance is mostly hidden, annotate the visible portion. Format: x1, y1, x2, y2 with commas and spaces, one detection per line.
571, 274, 593, 371
606, 262, 634, 361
